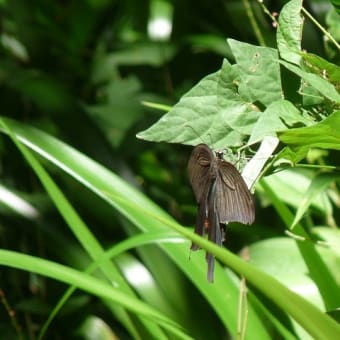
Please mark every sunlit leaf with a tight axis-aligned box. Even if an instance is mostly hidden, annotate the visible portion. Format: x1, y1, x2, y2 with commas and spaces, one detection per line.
226, 39, 283, 106
279, 111, 340, 154
248, 99, 309, 144
280, 61, 340, 103
290, 173, 337, 230
276, 0, 303, 65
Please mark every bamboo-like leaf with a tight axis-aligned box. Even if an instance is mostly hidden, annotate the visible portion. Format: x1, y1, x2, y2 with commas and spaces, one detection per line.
290, 173, 337, 230
0, 249, 191, 340
0, 117, 270, 339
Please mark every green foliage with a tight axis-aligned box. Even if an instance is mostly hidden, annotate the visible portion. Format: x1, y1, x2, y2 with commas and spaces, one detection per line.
0, 0, 339, 340
279, 111, 340, 161
330, 0, 340, 15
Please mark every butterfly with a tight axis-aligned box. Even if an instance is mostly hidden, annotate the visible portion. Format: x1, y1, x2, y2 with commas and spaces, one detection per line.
188, 144, 255, 282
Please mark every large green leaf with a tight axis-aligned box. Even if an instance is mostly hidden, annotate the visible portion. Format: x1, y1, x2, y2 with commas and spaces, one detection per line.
137, 70, 238, 148
301, 52, 340, 90
138, 35, 336, 156
137, 39, 285, 149
248, 99, 310, 144
280, 61, 340, 103
276, 0, 303, 65
279, 110, 340, 154
226, 39, 282, 106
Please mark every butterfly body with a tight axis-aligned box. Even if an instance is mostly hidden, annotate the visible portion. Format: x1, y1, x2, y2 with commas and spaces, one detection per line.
188, 144, 255, 281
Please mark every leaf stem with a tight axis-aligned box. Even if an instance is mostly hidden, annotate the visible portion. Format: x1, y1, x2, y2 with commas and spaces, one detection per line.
301, 7, 340, 51
242, 0, 266, 46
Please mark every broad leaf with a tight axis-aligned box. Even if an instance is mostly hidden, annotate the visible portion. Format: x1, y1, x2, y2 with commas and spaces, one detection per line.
276, 0, 303, 65
227, 39, 283, 106
279, 110, 340, 153
136, 70, 244, 149
280, 61, 340, 103
301, 52, 340, 89
248, 99, 310, 144
290, 173, 337, 230
137, 39, 283, 150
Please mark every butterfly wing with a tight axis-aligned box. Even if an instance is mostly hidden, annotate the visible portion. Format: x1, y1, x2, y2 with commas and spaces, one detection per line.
205, 193, 224, 282
191, 176, 224, 282
188, 145, 255, 282
216, 160, 255, 224
189, 144, 219, 253
190, 193, 209, 251
188, 144, 214, 203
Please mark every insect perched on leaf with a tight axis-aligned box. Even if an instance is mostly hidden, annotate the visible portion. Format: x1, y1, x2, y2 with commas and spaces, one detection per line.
188, 144, 255, 282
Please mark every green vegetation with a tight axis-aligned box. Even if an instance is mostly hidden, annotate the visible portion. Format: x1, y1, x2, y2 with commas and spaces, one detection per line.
0, 0, 339, 339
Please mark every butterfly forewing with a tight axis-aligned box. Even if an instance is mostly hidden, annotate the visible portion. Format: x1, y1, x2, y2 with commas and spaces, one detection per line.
188, 144, 214, 203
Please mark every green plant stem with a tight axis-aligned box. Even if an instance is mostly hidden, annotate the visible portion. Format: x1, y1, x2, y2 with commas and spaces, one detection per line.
242, 0, 266, 46
302, 7, 340, 51
256, 0, 278, 26
0, 289, 24, 340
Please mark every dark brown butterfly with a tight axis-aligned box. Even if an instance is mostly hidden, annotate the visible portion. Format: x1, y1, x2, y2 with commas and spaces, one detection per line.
188, 144, 255, 282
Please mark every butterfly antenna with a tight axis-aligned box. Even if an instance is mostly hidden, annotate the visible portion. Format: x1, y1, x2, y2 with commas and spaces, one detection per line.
207, 133, 213, 147
184, 124, 207, 145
